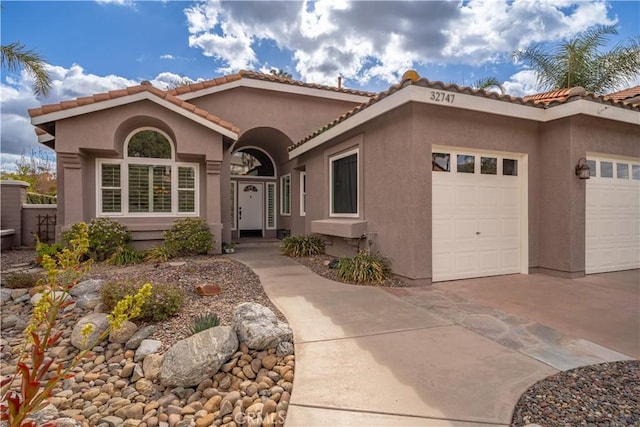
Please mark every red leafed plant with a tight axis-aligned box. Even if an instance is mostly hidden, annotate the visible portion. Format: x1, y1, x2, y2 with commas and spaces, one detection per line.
0, 222, 150, 427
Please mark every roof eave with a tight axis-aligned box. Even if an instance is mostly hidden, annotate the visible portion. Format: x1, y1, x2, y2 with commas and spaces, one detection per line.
30, 91, 239, 140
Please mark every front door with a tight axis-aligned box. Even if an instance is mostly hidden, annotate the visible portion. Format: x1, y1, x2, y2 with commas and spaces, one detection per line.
238, 183, 263, 234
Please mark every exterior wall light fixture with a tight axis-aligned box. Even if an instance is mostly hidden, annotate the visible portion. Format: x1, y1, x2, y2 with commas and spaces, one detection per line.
575, 157, 591, 179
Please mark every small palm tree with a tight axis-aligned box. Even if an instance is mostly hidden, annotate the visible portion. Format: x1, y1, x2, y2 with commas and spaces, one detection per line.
1, 41, 52, 96
270, 68, 293, 79
473, 77, 505, 94
513, 25, 640, 94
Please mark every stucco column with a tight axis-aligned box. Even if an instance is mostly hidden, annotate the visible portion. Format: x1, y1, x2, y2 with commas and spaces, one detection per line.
58, 153, 84, 227
206, 159, 223, 252
0, 180, 29, 247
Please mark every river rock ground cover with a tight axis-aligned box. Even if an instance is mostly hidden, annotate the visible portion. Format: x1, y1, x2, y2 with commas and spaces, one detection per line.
1, 249, 293, 427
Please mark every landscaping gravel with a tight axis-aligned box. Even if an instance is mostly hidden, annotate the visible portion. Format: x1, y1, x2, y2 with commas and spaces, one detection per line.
511, 360, 640, 426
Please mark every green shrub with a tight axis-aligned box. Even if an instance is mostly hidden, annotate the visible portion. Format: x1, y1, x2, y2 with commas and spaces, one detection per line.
63, 218, 132, 262
3, 272, 40, 289
144, 245, 175, 263
35, 240, 65, 264
188, 312, 220, 335
26, 192, 57, 204
163, 218, 213, 256
107, 246, 145, 266
280, 234, 325, 257
101, 281, 185, 322
337, 250, 391, 284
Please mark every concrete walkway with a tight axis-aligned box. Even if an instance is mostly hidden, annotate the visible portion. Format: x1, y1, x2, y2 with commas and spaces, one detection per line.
231, 248, 635, 426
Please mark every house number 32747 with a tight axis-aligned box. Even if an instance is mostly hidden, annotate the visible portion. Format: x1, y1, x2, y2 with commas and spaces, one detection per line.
430, 91, 455, 104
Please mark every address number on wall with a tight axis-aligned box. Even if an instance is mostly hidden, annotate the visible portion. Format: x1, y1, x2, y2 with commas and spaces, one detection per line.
430, 91, 455, 104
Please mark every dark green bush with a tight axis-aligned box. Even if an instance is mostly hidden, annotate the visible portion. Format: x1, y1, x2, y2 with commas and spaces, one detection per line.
101, 281, 185, 322
163, 218, 213, 256
63, 218, 132, 261
3, 272, 40, 289
280, 234, 325, 257
337, 250, 391, 284
107, 246, 145, 266
188, 313, 220, 335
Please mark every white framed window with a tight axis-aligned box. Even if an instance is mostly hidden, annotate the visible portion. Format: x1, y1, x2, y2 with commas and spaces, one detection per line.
266, 182, 276, 229
97, 128, 199, 216
299, 171, 306, 216
330, 148, 359, 217
280, 174, 291, 216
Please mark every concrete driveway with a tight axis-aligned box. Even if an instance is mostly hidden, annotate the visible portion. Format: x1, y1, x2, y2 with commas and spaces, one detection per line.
233, 247, 635, 426
428, 270, 639, 359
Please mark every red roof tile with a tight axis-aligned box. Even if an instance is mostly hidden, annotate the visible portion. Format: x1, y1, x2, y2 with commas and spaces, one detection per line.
166, 70, 375, 98
605, 86, 640, 103
289, 77, 639, 152
28, 83, 240, 135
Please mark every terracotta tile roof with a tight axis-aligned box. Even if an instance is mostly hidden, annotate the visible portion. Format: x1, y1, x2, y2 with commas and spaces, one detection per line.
605, 85, 640, 104
522, 87, 587, 105
289, 77, 640, 152
29, 82, 240, 135
167, 70, 376, 98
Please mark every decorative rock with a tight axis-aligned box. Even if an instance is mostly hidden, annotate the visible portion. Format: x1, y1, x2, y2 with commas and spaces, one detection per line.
109, 321, 138, 344
203, 395, 222, 413
2, 314, 20, 329
0, 288, 12, 304
194, 283, 222, 296
69, 279, 104, 297
195, 413, 215, 427
160, 326, 238, 387
131, 363, 145, 381
76, 293, 102, 310
231, 303, 292, 350
71, 313, 110, 350
143, 353, 164, 381
276, 341, 294, 358
135, 339, 162, 362
31, 291, 70, 306
261, 354, 277, 370
125, 325, 157, 350
98, 415, 125, 427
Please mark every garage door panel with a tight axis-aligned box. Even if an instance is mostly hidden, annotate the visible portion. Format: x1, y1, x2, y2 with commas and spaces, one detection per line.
586, 156, 640, 274
432, 150, 524, 282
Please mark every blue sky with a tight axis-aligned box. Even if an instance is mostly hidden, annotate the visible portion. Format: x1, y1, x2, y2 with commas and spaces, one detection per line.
1, 0, 639, 170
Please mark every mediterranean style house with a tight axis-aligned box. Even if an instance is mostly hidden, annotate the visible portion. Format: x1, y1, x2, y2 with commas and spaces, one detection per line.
29, 71, 640, 284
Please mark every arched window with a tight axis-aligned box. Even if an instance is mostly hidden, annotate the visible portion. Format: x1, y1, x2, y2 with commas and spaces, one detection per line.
231, 148, 275, 177
97, 128, 198, 216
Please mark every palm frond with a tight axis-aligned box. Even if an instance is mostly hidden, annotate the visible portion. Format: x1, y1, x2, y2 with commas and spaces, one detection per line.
1, 41, 52, 96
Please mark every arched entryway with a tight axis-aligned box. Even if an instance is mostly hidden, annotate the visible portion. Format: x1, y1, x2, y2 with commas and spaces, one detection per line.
228, 127, 293, 240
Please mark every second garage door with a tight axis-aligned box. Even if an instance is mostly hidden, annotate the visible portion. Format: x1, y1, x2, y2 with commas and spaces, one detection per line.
586, 156, 640, 274
432, 149, 526, 282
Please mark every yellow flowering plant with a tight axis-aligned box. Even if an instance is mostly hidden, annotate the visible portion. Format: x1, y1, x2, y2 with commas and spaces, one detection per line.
0, 222, 150, 427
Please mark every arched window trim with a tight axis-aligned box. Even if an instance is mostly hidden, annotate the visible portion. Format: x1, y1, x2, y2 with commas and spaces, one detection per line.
96, 127, 199, 217
124, 127, 175, 161
231, 146, 278, 178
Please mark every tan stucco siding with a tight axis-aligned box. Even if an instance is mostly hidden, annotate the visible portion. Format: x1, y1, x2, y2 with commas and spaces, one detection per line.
53, 100, 226, 250
188, 87, 363, 143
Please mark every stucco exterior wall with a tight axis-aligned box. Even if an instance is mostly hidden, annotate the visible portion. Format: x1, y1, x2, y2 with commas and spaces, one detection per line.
53, 100, 226, 251
0, 180, 29, 247
189, 87, 364, 143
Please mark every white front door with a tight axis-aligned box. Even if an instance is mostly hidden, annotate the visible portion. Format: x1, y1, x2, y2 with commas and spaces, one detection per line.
239, 183, 263, 231
586, 156, 640, 274
432, 149, 526, 282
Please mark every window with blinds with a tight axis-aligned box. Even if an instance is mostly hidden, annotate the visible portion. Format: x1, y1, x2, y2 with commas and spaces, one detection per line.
177, 166, 195, 213
266, 182, 276, 229
101, 163, 121, 213
230, 182, 237, 230
280, 174, 291, 215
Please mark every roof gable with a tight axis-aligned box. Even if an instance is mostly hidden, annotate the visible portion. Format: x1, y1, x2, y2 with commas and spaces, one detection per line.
29, 82, 240, 139
168, 70, 375, 103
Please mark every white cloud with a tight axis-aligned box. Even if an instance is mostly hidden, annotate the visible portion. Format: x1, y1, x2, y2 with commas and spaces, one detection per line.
503, 70, 541, 97
183, 0, 617, 86
95, 0, 135, 6
161, 54, 175, 60
0, 63, 200, 164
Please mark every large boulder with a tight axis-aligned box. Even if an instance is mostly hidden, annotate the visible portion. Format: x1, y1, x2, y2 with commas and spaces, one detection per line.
71, 313, 110, 350
160, 326, 238, 388
231, 303, 292, 350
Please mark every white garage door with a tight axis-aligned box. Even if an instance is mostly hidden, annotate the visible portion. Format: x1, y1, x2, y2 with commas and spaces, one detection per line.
432, 149, 526, 282
585, 156, 640, 274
